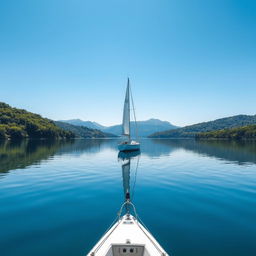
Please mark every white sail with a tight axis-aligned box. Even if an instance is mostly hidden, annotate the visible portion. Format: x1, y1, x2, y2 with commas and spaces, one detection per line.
122, 79, 130, 136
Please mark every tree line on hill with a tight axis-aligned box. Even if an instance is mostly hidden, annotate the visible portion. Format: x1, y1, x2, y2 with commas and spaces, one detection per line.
149, 114, 256, 139
196, 125, 256, 140
0, 102, 75, 140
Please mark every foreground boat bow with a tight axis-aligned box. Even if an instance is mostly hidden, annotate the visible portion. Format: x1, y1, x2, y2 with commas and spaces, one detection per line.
87, 202, 168, 256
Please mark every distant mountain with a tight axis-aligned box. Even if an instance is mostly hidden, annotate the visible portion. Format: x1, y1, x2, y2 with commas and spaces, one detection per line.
0, 102, 74, 140
149, 115, 256, 138
55, 121, 116, 138
60, 118, 177, 137
59, 119, 106, 130
104, 119, 178, 137
196, 124, 256, 140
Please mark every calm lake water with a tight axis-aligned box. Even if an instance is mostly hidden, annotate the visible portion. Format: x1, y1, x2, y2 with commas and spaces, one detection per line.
0, 139, 256, 256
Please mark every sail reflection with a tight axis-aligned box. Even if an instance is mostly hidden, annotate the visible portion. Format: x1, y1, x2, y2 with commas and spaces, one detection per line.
118, 150, 141, 213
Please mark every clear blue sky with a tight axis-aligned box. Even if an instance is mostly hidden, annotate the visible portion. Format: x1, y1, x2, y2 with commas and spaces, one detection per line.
0, 0, 255, 126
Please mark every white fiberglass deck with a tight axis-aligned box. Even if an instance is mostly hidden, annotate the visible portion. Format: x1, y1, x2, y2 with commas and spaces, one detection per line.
87, 214, 168, 256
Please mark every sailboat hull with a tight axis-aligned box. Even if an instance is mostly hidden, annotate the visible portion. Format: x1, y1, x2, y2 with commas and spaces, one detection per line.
118, 142, 140, 152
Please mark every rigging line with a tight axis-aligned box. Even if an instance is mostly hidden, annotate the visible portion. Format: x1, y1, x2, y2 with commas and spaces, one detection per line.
131, 154, 140, 201
128, 79, 131, 141
130, 82, 139, 141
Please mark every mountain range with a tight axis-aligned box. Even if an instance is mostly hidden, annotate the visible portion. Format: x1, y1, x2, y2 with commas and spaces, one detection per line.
59, 118, 178, 137
55, 121, 116, 138
2, 101, 256, 140
58, 119, 105, 130
149, 114, 256, 138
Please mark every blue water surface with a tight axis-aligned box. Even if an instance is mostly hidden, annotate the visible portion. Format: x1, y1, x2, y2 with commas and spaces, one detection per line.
0, 139, 255, 256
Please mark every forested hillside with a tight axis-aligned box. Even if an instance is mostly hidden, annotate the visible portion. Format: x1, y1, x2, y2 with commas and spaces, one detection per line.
0, 102, 74, 140
196, 125, 256, 140
149, 115, 256, 138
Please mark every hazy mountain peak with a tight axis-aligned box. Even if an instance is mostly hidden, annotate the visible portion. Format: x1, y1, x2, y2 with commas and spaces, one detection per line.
60, 118, 178, 137
59, 119, 106, 130
146, 118, 171, 124
104, 119, 178, 137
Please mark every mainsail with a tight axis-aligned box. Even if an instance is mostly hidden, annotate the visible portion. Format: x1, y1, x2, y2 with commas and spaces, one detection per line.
122, 79, 130, 137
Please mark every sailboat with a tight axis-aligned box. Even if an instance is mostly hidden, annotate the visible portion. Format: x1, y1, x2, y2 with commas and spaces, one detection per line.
118, 78, 140, 152
87, 152, 169, 256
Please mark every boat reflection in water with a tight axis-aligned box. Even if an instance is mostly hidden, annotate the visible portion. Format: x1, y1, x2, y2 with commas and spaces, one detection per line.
118, 150, 141, 210
87, 150, 169, 256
